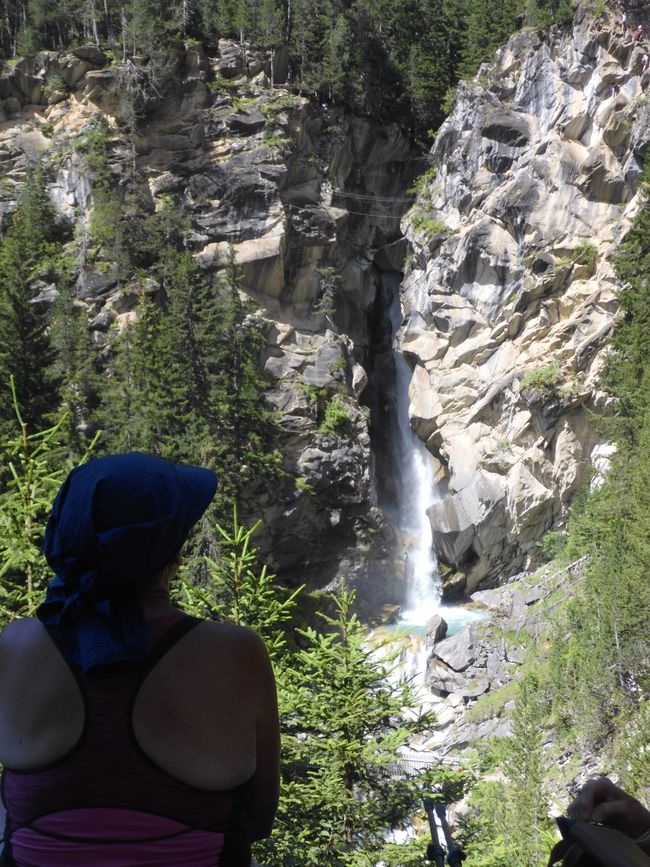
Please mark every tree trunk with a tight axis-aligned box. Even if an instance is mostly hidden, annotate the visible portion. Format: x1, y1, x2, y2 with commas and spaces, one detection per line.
12, 0, 17, 57
89, 1, 99, 47
104, 0, 114, 47
121, 6, 126, 62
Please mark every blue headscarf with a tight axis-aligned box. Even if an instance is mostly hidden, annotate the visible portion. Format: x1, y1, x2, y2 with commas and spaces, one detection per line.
37, 452, 218, 672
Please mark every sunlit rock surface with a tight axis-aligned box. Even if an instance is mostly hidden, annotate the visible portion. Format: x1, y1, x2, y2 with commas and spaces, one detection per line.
0, 39, 423, 602
401, 6, 649, 590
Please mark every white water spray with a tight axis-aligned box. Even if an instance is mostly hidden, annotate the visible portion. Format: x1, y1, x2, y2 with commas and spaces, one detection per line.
389, 296, 441, 625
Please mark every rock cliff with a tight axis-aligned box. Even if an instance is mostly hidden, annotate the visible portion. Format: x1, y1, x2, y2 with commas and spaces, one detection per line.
0, 40, 422, 606
400, 4, 650, 593
1, 2, 647, 608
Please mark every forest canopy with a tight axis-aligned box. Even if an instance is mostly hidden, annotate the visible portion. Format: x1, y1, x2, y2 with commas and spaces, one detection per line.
0, 0, 575, 138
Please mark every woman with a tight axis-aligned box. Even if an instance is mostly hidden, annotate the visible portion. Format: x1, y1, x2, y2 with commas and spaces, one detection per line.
0, 452, 280, 866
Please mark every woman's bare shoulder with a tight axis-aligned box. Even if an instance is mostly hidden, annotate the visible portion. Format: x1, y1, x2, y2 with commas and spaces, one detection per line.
0, 617, 46, 654
194, 620, 270, 661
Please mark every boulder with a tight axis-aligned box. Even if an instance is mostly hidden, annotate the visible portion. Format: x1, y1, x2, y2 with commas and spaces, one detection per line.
580, 148, 631, 204
228, 110, 267, 135
432, 625, 476, 672
428, 471, 507, 567
426, 658, 467, 697
425, 614, 448, 645
72, 45, 108, 66
471, 587, 513, 614
59, 55, 92, 88
218, 39, 245, 79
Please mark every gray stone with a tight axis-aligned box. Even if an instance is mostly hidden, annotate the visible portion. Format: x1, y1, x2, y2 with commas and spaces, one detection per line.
228, 110, 266, 135
462, 677, 490, 699
218, 39, 245, 79
510, 590, 527, 626
426, 658, 467, 696
59, 55, 92, 88
524, 585, 545, 605
77, 271, 119, 300
425, 614, 448, 645
471, 588, 512, 613
433, 625, 476, 672
72, 45, 108, 66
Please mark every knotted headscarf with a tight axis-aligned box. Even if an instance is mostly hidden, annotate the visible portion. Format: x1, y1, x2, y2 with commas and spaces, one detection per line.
37, 452, 218, 672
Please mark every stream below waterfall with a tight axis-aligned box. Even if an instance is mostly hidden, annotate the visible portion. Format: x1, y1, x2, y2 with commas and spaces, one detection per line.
376, 290, 486, 726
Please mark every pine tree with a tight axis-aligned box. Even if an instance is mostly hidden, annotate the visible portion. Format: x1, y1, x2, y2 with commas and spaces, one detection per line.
0, 382, 96, 625
98, 286, 164, 453
261, 585, 465, 867
49, 283, 101, 457
602, 165, 650, 442
0, 163, 62, 442
456, 0, 519, 79
501, 675, 554, 867
206, 246, 283, 510
176, 506, 302, 662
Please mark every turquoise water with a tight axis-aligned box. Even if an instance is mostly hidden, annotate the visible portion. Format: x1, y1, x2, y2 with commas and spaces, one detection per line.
383, 605, 486, 639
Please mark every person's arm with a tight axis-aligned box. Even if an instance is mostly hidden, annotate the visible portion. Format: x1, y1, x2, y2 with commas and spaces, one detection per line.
568, 777, 650, 852
248, 635, 280, 841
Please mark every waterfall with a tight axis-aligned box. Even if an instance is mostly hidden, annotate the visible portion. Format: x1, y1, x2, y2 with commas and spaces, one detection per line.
388, 294, 441, 626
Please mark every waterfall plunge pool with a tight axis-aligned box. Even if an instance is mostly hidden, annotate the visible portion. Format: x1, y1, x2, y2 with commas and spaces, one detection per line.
392, 604, 486, 638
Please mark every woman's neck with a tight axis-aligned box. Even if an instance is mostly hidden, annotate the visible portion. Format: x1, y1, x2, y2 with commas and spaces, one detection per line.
138, 585, 177, 619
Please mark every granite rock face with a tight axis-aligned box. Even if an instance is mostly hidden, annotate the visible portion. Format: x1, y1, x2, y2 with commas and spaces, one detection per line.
0, 10, 643, 610
399, 6, 649, 592
0, 39, 421, 605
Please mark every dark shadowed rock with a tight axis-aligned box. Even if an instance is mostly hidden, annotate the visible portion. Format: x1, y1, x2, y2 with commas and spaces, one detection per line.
228, 110, 266, 135
72, 45, 108, 67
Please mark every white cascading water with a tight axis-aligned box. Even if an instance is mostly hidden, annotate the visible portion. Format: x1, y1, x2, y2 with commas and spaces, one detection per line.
389, 294, 441, 625
387, 294, 485, 641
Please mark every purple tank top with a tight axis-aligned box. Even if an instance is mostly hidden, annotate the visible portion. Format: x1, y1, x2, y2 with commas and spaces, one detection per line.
1, 613, 253, 866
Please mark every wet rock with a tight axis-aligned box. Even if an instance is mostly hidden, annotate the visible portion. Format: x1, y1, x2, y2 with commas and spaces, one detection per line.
426, 614, 448, 645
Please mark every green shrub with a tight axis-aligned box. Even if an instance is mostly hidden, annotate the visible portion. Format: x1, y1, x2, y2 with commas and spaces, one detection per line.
592, 0, 606, 18
406, 166, 437, 198
573, 241, 597, 267
539, 530, 568, 562
520, 363, 562, 392
411, 212, 447, 236
42, 75, 66, 100
319, 394, 352, 436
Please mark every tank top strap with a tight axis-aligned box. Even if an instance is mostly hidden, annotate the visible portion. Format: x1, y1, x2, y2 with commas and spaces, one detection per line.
136, 614, 203, 684
44, 613, 201, 675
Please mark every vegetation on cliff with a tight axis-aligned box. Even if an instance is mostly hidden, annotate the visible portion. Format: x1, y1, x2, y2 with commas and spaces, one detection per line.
457, 171, 650, 865
0, 1, 648, 864
2, 0, 574, 139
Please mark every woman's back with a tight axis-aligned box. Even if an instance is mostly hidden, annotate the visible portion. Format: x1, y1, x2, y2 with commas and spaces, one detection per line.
0, 608, 279, 866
